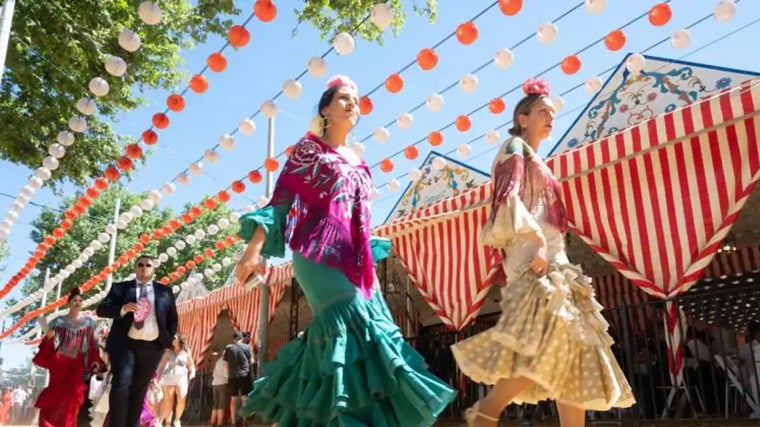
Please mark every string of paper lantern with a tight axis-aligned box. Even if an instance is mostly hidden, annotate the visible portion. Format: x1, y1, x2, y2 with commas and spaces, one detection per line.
371, 2, 741, 196
0, 7, 273, 302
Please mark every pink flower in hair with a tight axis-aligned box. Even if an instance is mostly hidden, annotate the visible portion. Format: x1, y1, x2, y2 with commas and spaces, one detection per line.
522, 77, 550, 96
326, 74, 358, 92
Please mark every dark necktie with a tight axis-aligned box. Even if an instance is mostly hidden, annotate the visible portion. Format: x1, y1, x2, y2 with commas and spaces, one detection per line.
134, 283, 149, 330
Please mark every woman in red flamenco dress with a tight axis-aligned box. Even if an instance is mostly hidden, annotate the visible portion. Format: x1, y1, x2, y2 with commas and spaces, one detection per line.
32, 287, 102, 427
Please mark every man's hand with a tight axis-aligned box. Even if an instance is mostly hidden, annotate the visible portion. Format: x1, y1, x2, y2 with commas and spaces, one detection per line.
121, 302, 137, 315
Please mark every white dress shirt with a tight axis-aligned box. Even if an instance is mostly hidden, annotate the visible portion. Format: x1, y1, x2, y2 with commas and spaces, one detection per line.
121, 280, 160, 341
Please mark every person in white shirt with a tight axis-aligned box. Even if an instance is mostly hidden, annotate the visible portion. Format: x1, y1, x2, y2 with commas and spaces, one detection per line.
10, 386, 28, 423
739, 322, 760, 418
97, 255, 178, 427
157, 334, 195, 427
210, 351, 229, 427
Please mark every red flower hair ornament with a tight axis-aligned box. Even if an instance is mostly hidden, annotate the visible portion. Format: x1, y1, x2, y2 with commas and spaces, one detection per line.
326, 74, 358, 92
522, 77, 550, 96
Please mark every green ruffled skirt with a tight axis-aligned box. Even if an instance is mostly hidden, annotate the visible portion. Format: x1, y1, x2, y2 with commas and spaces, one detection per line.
243, 253, 456, 426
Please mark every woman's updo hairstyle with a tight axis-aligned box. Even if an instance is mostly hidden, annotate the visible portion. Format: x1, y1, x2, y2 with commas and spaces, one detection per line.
508, 77, 551, 137
67, 286, 82, 303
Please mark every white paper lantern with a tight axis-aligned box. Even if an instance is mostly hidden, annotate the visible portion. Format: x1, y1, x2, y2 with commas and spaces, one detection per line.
118, 28, 141, 52
138, 1, 162, 25
71, 260, 83, 269
537, 23, 559, 44
144, 190, 160, 204
626, 53, 646, 74
670, 29, 691, 49
239, 118, 256, 135
157, 253, 169, 263
116, 219, 128, 230
35, 167, 52, 181
0, 220, 10, 232
585, 76, 603, 94
243, 205, 255, 213
120, 212, 133, 223
88, 77, 110, 97
204, 268, 215, 278
387, 179, 401, 192
5, 211, 18, 222
166, 247, 177, 257
174, 240, 186, 250
585, 0, 606, 14
494, 48, 515, 69
212, 263, 222, 272
189, 162, 203, 176
307, 57, 328, 78
194, 229, 206, 240
19, 185, 35, 198
29, 177, 43, 190
432, 157, 447, 170
374, 127, 390, 143
351, 141, 365, 157
11, 201, 24, 211
397, 112, 413, 130
370, 188, 380, 200
229, 212, 241, 223
179, 282, 188, 290
83, 247, 95, 257
76, 98, 97, 116
459, 74, 479, 93
261, 100, 277, 118
16, 193, 29, 204
333, 32, 355, 55
98, 232, 111, 243
172, 285, 180, 293
218, 218, 230, 229
426, 93, 444, 112
48, 143, 66, 159
162, 182, 176, 196
105, 56, 127, 77
91, 240, 103, 250
371, 3, 393, 30
219, 134, 236, 151
0, 229, 8, 240
69, 116, 87, 133
485, 130, 501, 145
105, 224, 117, 235
140, 199, 155, 211
282, 79, 303, 99
202, 149, 219, 163
42, 156, 59, 170
207, 224, 219, 235
257, 196, 269, 208
176, 173, 191, 185
222, 258, 233, 267
715, 0, 736, 23
457, 144, 472, 158
57, 131, 75, 147
552, 96, 565, 112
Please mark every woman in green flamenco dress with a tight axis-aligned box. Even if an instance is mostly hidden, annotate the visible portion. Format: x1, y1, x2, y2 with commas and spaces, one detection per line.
233, 74, 456, 426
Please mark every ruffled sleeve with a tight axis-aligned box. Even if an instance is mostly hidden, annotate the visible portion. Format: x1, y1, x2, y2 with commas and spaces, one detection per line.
32, 335, 57, 370
481, 137, 543, 248
370, 236, 391, 264
238, 204, 291, 259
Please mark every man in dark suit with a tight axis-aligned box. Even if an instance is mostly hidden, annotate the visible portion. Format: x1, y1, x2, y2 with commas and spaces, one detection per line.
97, 254, 178, 427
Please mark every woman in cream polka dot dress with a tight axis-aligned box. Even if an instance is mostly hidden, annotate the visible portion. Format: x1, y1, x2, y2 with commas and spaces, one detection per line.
451, 78, 635, 427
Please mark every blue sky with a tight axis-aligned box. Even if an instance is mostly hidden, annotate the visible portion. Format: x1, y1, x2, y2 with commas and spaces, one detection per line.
1, 0, 759, 368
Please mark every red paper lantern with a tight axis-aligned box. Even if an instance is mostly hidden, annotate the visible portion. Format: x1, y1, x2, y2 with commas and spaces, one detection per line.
152, 229, 164, 239
44, 236, 56, 245
60, 219, 73, 230
152, 113, 169, 129
64, 210, 77, 220
177, 266, 187, 275
166, 94, 186, 112
228, 25, 251, 48
285, 145, 295, 157
207, 52, 227, 73
72, 204, 85, 215
185, 261, 196, 270
428, 131, 443, 146
204, 248, 215, 258
404, 145, 419, 160
263, 158, 279, 172
561, 55, 582, 75
498, 0, 523, 16
455, 115, 472, 132
104, 165, 120, 181
142, 129, 158, 145
79, 196, 93, 208
160, 277, 170, 285
605, 29, 626, 51
85, 187, 100, 199
182, 213, 193, 224
133, 243, 144, 252
359, 96, 373, 115
190, 206, 203, 217
254, 0, 277, 22
170, 271, 181, 281
94, 177, 109, 190
488, 98, 506, 114
140, 234, 151, 244
231, 180, 246, 193
215, 241, 225, 250
161, 225, 172, 235
116, 156, 133, 172
379, 159, 394, 173
248, 170, 263, 184
125, 249, 136, 258
456, 22, 479, 45
217, 190, 231, 203
194, 254, 204, 264
224, 236, 236, 246
416, 48, 438, 71
204, 198, 218, 210
169, 219, 182, 230
385, 73, 403, 94
649, 3, 672, 26
125, 143, 143, 159
189, 74, 209, 94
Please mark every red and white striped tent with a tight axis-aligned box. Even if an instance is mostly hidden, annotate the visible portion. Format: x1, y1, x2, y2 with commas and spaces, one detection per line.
374, 78, 760, 382
177, 262, 293, 367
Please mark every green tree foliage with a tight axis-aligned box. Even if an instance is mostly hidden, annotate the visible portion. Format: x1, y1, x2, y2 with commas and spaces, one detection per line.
295, 0, 437, 42
0, 0, 239, 185
7, 185, 240, 334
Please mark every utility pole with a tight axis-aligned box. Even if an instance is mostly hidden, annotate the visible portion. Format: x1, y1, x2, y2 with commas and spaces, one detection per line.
256, 116, 275, 376
105, 198, 121, 293
0, 0, 16, 86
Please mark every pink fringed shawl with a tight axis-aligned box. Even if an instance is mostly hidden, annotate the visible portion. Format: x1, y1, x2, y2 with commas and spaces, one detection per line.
270, 132, 376, 298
